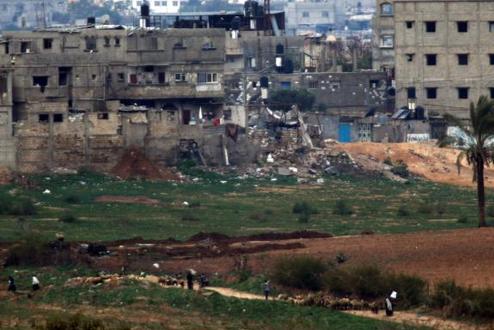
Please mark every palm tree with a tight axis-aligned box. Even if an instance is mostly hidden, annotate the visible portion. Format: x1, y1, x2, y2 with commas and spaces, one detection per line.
439, 96, 494, 227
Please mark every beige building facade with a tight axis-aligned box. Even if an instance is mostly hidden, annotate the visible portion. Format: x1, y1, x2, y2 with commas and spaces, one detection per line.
393, 0, 494, 118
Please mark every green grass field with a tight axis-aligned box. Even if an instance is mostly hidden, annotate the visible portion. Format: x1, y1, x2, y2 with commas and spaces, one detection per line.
0, 170, 488, 242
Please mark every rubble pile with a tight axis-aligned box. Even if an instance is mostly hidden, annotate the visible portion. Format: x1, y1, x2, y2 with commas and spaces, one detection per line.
64, 274, 185, 288
0, 166, 13, 185
112, 147, 181, 181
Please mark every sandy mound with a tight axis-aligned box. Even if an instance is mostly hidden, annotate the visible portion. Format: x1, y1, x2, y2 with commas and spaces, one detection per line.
334, 142, 494, 188
112, 148, 180, 181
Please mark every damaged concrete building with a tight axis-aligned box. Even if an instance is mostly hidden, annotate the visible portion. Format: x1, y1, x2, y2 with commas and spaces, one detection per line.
0, 25, 257, 172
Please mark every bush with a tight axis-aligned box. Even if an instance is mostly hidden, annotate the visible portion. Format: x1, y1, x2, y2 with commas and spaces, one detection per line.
323, 268, 353, 296
181, 211, 200, 222
435, 203, 446, 216
391, 161, 410, 178
272, 256, 328, 291
417, 203, 433, 215
334, 200, 353, 215
59, 213, 78, 223
298, 212, 310, 223
430, 280, 494, 319
322, 265, 427, 306
0, 197, 37, 216
487, 205, 494, 217
64, 194, 81, 204
397, 205, 410, 217
457, 215, 469, 224
388, 273, 427, 308
188, 201, 201, 208
292, 201, 312, 214
5, 234, 75, 267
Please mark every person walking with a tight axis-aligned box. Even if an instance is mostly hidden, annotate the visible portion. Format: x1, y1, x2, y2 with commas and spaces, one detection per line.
385, 291, 397, 316
7, 275, 16, 293
186, 270, 194, 290
263, 280, 271, 300
32, 275, 40, 291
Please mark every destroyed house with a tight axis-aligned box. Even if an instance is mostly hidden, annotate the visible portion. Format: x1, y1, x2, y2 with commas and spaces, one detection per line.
0, 26, 257, 172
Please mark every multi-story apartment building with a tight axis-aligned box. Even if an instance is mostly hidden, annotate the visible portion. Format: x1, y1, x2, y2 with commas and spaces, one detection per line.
373, 0, 494, 118
372, 0, 395, 72
0, 0, 66, 29
0, 26, 238, 172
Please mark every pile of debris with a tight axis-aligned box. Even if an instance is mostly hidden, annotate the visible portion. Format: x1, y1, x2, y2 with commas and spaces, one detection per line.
0, 166, 13, 185
64, 273, 185, 288
112, 148, 181, 181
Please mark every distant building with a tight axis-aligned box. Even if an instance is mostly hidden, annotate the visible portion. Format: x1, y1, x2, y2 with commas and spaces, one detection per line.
131, 0, 182, 14
284, 0, 345, 35
0, 0, 67, 30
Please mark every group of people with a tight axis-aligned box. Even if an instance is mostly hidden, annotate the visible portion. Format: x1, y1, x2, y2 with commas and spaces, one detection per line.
7, 275, 40, 293
185, 270, 209, 290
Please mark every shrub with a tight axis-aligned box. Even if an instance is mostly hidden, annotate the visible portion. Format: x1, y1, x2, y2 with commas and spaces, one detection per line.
64, 194, 80, 204
397, 205, 410, 217
383, 157, 394, 166
7, 198, 36, 215
388, 273, 427, 308
323, 268, 353, 296
272, 256, 328, 291
435, 203, 446, 216
487, 205, 494, 217
334, 200, 353, 215
188, 201, 201, 208
264, 209, 274, 216
298, 212, 310, 223
58, 213, 78, 223
181, 211, 200, 222
430, 280, 494, 319
292, 201, 312, 214
391, 161, 410, 178
4, 234, 63, 267
350, 265, 387, 299
417, 203, 433, 215
335, 252, 349, 264
457, 215, 469, 224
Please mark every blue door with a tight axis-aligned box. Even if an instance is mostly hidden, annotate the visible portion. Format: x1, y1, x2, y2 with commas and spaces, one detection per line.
338, 123, 352, 143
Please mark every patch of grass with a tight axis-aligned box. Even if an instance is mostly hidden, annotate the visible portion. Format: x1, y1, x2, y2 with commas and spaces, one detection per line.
32, 313, 130, 330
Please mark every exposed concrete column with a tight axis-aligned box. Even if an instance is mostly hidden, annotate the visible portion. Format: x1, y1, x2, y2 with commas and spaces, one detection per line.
83, 112, 90, 167
48, 113, 54, 169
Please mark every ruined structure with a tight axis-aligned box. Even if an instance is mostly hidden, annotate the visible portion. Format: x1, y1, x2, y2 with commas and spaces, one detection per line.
0, 26, 257, 172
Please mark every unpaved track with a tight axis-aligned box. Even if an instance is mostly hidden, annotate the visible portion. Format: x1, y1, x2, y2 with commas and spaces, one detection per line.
204, 287, 492, 330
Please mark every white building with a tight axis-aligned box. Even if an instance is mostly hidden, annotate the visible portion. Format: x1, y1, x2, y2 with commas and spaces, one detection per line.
284, 0, 345, 35
131, 0, 182, 14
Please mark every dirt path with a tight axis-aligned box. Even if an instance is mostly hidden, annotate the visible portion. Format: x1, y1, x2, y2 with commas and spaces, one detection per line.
203, 287, 491, 330
205, 287, 268, 300
347, 311, 492, 330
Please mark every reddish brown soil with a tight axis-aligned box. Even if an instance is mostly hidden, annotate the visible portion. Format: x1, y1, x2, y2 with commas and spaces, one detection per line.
111, 148, 180, 181
95, 195, 161, 205
334, 142, 494, 188
152, 228, 494, 288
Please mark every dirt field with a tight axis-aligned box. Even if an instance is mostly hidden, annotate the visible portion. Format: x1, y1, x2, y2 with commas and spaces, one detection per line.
333, 142, 494, 188
141, 228, 494, 289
